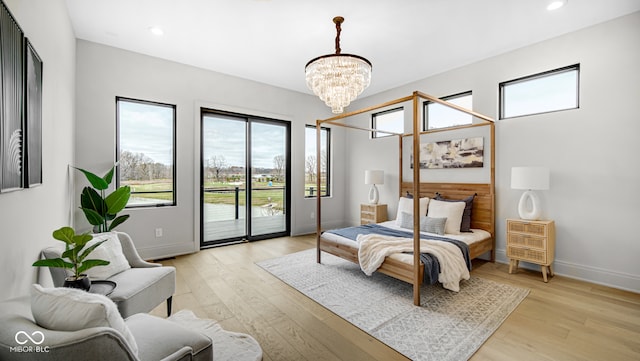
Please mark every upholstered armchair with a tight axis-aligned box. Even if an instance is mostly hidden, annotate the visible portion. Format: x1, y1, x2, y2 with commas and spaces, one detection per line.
42, 232, 175, 318
0, 288, 212, 361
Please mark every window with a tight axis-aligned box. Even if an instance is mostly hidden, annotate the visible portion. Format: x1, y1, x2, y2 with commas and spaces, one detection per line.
116, 97, 176, 207
372, 107, 404, 138
500, 64, 579, 119
304, 125, 330, 197
423, 91, 472, 130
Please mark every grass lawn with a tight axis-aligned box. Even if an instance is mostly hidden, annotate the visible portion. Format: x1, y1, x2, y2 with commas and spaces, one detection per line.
126, 180, 285, 207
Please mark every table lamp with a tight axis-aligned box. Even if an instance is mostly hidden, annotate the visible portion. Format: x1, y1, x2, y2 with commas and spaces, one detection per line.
365, 170, 384, 204
511, 166, 550, 220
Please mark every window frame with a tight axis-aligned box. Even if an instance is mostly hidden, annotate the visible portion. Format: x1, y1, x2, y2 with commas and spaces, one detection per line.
499, 64, 580, 119
423, 91, 473, 131
371, 107, 404, 138
304, 125, 331, 198
116, 96, 177, 208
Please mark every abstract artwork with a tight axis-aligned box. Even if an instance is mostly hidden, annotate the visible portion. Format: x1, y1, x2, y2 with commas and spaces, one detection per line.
411, 137, 484, 169
0, 1, 24, 192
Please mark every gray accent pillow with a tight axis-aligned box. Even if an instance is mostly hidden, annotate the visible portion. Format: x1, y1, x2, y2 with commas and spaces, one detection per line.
421, 217, 447, 235
397, 211, 415, 230
398, 212, 447, 236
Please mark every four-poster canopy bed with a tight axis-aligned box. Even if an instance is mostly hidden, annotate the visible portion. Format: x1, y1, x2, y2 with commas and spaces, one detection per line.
315, 91, 496, 306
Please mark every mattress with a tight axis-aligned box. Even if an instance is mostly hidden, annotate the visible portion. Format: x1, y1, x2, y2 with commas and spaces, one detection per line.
322, 220, 491, 264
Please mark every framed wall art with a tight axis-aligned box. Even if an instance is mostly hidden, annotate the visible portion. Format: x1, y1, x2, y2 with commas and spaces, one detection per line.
411, 136, 484, 169
24, 38, 43, 187
0, 1, 25, 192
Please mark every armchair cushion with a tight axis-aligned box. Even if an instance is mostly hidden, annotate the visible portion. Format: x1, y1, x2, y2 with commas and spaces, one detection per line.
108, 266, 176, 318
126, 313, 213, 361
85, 232, 131, 280
30, 284, 138, 356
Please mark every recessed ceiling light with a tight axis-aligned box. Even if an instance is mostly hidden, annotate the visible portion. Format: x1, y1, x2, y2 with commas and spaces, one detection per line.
547, 0, 567, 11
149, 26, 164, 36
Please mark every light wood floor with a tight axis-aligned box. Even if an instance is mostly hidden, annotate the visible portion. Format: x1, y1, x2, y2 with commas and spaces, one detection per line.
150, 234, 640, 361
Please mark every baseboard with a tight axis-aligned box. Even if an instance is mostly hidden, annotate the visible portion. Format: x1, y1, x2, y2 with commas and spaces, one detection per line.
495, 249, 640, 293
137, 242, 197, 261
292, 220, 348, 237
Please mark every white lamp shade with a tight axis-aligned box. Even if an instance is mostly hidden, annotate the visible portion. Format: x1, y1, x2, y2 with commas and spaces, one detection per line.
364, 170, 384, 185
511, 167, 550, 190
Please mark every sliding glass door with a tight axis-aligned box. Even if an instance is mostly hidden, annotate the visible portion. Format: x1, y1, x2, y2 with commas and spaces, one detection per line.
201, 110, 290, 247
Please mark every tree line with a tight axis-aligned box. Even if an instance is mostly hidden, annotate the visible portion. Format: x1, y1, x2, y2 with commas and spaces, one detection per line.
120, 150, 172, 181
205, 154, 286, 183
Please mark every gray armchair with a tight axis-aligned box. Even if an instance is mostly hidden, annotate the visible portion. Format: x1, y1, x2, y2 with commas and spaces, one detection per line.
0, 295, 212, 361
42, 232, 175, 318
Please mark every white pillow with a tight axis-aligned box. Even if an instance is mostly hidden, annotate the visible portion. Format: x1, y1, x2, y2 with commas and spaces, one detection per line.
426, 199, 466, 234
395, 197, 429, 226
30, 284, 138, 355
84, 232, 131, 280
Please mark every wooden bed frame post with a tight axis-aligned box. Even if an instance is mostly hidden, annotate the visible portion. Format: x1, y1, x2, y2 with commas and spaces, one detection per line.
411, 92, 421, 306
316, 119, 322, 264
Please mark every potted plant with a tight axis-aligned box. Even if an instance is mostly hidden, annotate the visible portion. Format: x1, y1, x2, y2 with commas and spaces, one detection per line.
75, 164, 131, 233
33, 227, 110, 291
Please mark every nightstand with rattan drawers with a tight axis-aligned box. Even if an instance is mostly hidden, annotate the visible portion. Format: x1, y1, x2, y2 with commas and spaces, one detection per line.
507, 219, 556, 282
360, 204, 387, 225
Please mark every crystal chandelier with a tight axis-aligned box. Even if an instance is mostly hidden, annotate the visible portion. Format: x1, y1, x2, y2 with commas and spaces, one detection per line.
305, 16, 372, 114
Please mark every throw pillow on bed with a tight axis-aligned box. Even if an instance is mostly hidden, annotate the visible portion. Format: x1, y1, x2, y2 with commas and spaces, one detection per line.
434, 193, 476, 232
422, 216, 447, 235
397, 212, 447, 235
427, 199, 466, 234
395, 197, 429, 226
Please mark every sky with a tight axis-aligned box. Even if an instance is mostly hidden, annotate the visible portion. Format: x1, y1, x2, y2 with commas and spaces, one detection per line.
202, 115, 286, 169
119, 100, 174, 165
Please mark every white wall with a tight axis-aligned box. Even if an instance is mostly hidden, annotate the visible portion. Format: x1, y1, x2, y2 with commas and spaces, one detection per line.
347, 12, 640, 292
75, 40, 346, 260
0, 0, 76, 301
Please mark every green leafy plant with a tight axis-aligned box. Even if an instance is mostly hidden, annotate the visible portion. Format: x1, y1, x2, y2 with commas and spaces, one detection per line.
75, 164, 131, 233
32, 227, 110, 280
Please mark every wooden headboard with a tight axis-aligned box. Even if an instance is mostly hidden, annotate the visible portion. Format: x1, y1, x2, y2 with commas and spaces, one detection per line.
400, 182, 495, 237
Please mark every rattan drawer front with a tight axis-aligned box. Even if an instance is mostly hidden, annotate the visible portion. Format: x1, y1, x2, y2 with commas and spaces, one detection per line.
508, 221, 547, 236
361, 204, 376, 213
507, 246, 547, 264
508, 233, 546, 250
360, 204, 387, 225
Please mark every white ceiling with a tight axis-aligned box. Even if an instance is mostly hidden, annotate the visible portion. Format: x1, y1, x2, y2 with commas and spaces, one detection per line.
64, 0, 640, 97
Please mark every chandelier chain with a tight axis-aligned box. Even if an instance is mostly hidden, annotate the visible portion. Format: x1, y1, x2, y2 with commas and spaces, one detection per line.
333, 16, 343, 54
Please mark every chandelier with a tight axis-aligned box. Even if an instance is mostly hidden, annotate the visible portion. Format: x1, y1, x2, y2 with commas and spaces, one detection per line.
305, 16, 372, 114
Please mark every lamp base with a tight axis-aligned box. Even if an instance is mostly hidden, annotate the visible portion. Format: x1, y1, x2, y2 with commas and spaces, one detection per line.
368, 184, 379, 204
518, 190, 542, 220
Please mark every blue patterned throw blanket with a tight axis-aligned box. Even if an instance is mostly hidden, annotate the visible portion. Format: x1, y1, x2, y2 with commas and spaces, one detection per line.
325, 224, 471, 285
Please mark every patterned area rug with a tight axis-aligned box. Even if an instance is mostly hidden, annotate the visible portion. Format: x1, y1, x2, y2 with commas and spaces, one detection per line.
257, 249, 529, 361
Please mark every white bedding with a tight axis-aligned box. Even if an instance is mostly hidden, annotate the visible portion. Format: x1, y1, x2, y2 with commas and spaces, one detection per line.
356, 233, 470, 291
322, 220, 490, 265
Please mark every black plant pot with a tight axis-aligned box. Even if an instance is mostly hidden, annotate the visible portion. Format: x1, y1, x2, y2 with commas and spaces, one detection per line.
63, 275, 91, 291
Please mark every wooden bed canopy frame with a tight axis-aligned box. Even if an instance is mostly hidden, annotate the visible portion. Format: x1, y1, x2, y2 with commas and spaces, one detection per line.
315, 91, 495, 306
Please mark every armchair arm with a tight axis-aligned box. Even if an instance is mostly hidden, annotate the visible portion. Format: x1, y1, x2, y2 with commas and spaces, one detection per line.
116, 232, 160, 268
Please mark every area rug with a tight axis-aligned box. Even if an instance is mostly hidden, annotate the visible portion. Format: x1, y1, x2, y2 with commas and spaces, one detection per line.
167, 309, 262, 361
257, 249, 529, 361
